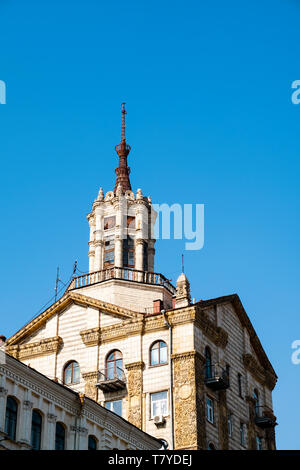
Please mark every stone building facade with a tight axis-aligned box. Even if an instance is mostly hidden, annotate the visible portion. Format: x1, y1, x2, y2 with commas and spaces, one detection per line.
0, 353, 161, 450
4, 105, 277, 450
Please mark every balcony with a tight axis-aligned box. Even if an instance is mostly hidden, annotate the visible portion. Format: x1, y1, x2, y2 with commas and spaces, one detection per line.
204, 364, 229, 391
255, 406, 277, 428
68, 267, 176, 295
96, 367, 126, 392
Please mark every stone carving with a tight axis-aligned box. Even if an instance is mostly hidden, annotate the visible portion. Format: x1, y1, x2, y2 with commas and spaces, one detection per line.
125, 361, 144, 429
7, 336, 62, 360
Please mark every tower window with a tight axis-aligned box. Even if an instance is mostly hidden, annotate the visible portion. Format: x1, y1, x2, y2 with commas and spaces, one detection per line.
104, 216, 116, 230
127, 216, 135, 229
123, 237, 135, 268
143, 242, 148, 271
104, 237, 115, 267
63, 361, 80, 384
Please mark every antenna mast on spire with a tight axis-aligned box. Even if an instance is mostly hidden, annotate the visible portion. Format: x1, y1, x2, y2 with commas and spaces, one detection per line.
121, 102, 126, 142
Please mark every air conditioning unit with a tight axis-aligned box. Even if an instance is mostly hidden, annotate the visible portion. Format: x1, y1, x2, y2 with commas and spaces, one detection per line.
154, 415, 165, 425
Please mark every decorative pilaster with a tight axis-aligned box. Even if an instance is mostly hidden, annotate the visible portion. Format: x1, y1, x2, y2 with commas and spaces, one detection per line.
125, 361, 144, 429
172, 351, 204, 450
46, 411, 57, 450
20, 398, 33, 445
82, 371, 98, 401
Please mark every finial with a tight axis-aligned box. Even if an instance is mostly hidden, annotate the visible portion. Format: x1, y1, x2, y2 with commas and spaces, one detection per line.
121, 102, 126, 142
97, 187, 104, 201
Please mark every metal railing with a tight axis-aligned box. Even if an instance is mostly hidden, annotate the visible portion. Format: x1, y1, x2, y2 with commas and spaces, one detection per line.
204, 363, 229, 382
68, 267, 176, 295
97, 367, 126, 383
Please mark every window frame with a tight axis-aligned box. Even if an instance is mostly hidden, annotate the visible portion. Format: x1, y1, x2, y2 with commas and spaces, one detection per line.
88, 435, 98, 450
206, 396, 214, 424
55, 422, 66, 450
105, 350, 123, 380
5, 396, 18, 441
63, 360, 80, 385
240, 422, 246, 446
150, 390, 169, 419
150, 340, 168, 367
105, 399, 123, 417
31, 409, 43, 450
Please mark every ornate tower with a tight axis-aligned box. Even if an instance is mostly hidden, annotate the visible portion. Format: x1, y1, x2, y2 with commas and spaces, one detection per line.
87, 104, 156, 275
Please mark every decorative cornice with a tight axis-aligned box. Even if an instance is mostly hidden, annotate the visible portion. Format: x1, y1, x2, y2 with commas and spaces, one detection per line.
125, 361, 144, 371
243, 353, 277, 391
6, 336, 62, 360
80, 319, 144, 346
195, 307, 228, 349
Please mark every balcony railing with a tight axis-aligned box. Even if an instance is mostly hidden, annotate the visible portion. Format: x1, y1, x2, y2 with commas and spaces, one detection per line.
96, 367, 126, 392
204, 364, 230, 391
68, 267, 176, 295
254, 406, 277, 428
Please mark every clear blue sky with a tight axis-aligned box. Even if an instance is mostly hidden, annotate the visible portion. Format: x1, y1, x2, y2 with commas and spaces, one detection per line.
0, 0, 299, 449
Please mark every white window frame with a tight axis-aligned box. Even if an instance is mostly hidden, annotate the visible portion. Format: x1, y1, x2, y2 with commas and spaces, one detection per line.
206, 397, 214, 424
150, 391, 168, 418
105, 399, 122, 417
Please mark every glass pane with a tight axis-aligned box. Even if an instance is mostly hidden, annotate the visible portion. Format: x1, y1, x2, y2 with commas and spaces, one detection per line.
73, 363, 80, 383
160, 344, 167, 363
107, 362, 114, 379
113, 400, 122, 417
64, 367, 71, 384
151, 348, 159, 365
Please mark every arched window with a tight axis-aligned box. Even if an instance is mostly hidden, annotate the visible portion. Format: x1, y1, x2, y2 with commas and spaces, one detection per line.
205, 347, 212, 379
55, 422, 66, 450
208, 442, 216, 450
63, 361, 80, 384
5, 396, 18, 441
160, 439, 169, 450
150, 341, 167, 366
88, 435, 98, 450
106, 350, 123, 380
31, 410, 42, 450
253, 388, 260, 416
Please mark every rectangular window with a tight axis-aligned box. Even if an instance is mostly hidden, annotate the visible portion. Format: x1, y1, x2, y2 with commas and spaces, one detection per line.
240, 423, 245, 446
123, 237, 135, 268
206, 397, 214, 424
104, 237, 115, 266
238, 373, 243, 398
228, 413, 233, 438
105, 400, 122, 417
104, 216, 116, 230
151, 391, 168, 418
256, 436, 263, 450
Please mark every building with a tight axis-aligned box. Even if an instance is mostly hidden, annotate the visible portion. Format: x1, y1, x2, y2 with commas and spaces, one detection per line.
5, 104, 278, 450
0, 352, 161, 450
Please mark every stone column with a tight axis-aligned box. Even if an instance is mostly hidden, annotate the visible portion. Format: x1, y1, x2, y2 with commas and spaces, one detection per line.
115, 236, 123, 268
94, 239, 104, 271
172, 351, 206, 450
135, 239, 144, 271
125, 361, 144, 429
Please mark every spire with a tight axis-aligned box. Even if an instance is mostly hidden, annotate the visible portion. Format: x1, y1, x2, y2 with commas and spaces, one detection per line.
114, 103, 132, 193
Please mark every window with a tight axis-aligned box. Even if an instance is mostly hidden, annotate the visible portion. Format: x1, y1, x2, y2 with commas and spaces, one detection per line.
55, 422, 66, 450
127, 216, 135, 229
208, 442, 216, 450
5, 396, 18, 441
106, 350, 123, 380
150, 341, 167, 366
206, 397, 214, 424
256, 436, 263, 450
228, 413, 233, 438
105, 400, 122, 417
31, 410, 42, 450
253, 388, 260, 416
226, 364, 230, 387
151, 391, 168, 418
143, 243, 148, 271
104, 237, 115, 267
63, 361, 80, 384
123, 237, 135, 268
240, 423, 245, 446
205, 347, 212, 379
237, 373, 243, 398
104, 216, 116, 230
88, 435, 98, 450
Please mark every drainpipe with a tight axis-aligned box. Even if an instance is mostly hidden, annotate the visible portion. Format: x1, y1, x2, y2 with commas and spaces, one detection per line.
162, 310, 174, 450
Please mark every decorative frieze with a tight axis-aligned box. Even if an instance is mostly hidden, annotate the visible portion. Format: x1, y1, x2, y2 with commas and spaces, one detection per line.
7, 336, 62, 360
